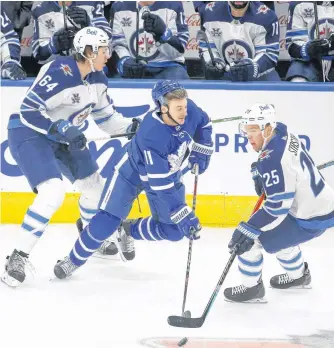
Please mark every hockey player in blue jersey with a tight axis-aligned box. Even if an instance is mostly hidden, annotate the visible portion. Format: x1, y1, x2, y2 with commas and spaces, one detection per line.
111, 1, 190, 79
53, 80, 214, 278
32, 1, 111, 64
224, 104, 334, 303
199, 1, 281, 81
285, 2, 334, 82
1, 7, 26, 80
2, 27, 139, 287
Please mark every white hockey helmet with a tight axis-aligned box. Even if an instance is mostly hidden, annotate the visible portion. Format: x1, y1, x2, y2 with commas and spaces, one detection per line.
239, 103, 277, 137
73, 26, 109, 56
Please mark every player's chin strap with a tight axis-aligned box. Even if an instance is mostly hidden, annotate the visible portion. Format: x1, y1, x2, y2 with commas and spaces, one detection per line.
261, 125, 276, 151
81, 53, 97, 72
160, 104, 181, 126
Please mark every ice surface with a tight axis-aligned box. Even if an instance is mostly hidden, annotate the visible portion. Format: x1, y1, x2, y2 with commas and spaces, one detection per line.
0, 225, 333, 348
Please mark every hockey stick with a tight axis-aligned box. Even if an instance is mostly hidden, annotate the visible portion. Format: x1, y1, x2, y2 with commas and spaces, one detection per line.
181, 164, 199, 319
135, 2, 140, 62
167, 194, 263, 329
317, 160, 334, 170
62, 2, 70, 56
212, 116, 242, 124
87, 131, 135, 142
313, 2, 326, 82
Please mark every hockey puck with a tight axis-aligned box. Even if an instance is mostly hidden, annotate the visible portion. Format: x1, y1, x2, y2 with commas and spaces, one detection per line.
178, 337, 188, 346
183, 310, 191, 318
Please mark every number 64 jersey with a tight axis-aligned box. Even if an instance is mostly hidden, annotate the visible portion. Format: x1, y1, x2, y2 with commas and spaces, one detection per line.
249, 122, 334, 232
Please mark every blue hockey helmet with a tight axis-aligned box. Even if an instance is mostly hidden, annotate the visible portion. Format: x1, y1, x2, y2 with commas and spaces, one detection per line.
151, 80, 186, 108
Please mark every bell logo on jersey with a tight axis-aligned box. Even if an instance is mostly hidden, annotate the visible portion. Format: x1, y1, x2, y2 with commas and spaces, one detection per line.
258, 149, 273, 161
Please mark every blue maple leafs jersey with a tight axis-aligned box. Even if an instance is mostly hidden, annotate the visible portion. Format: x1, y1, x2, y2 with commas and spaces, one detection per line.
32, 1, 111, 62
199, 1, 279, 76
127, 99, 213, 212
249, 123, 334, 232
111, 1, 189, 66
8, 56, 131, 140
0, 7, 21, 64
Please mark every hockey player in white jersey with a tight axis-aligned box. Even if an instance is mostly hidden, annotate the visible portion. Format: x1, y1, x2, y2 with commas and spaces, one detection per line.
111, 1, 190, 79
199, 2, 281, 81
32, 1, 111, 64
224, 104, 334, 303
285, 1, 334, 82
2, 27, 139, 287
1, 7, 26, 80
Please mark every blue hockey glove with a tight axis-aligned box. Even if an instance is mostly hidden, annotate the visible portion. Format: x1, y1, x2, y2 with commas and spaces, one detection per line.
49, 120, 87, 150
142, 12, 172, 42
228, 222, 261, 255
204, 57, 226, 80
117, 57, 146, 78
301, 39, 331, 60
67, 6, 91, 29
188, 142, 213, 174
126, 118, 141, 140
1, 60, 26, 80
229, 58, 259, 82
251, 162, 264, 197
170, 205, 201, 240
48, 28, 74, 54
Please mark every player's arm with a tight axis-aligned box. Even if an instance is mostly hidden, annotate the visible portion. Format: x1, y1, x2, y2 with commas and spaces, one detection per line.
90, 1, 112, 38
92, 84, 139, 137
252, 12, 280, 76
188, 100, 214, 174
143, 138, 201, 238
0, 8, 26, 80
143, 2, 189, 57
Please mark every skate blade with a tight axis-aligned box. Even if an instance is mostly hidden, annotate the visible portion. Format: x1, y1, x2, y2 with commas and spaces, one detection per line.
270, 284, 312, 290
1, 272, 21, 288
113, 238, 129, 263
92, 253, 119, 261
224, 296, 268, 304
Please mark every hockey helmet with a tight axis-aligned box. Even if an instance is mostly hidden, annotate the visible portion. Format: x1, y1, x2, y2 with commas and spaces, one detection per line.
73, 27, 110, 56
152, 80, 186, 108
239, 103, 277, 137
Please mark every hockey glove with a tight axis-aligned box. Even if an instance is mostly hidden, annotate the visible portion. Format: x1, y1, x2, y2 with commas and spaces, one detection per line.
142, 12, 172, 42
1, 60, 26, 80
188, 142, 213, 174
204, 57, 226, 80
67, 6, 91, 29
228, 222, 261, 255
117, 57, 146, 78
251, 162, 264, 197
49, 28, 74, 54
229, 58, 259, 82
49, 120, 87, 151
301, 39, 330, 60
126, 118, 141, 140
170, 205, 201, 240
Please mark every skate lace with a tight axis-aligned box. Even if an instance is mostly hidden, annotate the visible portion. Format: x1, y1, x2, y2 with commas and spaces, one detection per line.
60, 257, 77, 275
278, 273, 294, 284
9, 252, 35, 278
117, 226, 134, 253
232, 284, 248, 295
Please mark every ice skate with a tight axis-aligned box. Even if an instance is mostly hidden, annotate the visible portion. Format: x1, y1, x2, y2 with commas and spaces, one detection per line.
114, 220, 136, 262
224, 279, 267, 303
54, 256, 80, 279
270, 262, 312, 289
1, 249, 32, 287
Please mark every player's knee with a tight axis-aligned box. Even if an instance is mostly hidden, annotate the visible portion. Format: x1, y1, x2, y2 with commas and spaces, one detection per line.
89, 210, 121, 240
34, 178, 66, 214
158, 223, 184, 242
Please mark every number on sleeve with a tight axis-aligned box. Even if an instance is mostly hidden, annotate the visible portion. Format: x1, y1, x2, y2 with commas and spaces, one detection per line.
271, 21, 279, 36
263, 169, 280, 187
38, 75, 58, 92
300, 151, 325, 197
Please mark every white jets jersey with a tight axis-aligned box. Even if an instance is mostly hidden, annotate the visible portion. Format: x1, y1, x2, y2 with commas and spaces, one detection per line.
111, 1, 189, 65
198, 1, 279, 76
249, 123, 334, 232
286, 2, 334, 46
8, 56, 131, 141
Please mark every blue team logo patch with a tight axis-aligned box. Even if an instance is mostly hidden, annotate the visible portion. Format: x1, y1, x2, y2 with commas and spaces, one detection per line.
309, 18, 334, 40
258, 149, 273, 161
129, 29, 159, 61
303, 7, 314, 19
60, 64, 73, 76
221, 40, 253, 64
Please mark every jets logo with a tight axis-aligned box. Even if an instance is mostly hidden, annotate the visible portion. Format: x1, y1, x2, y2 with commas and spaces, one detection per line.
71, 93, 80, 104
222, 40, 252, 64
129, 29, 159, 60
45, 18, 55, 30
258, 149, 273, 161
121, 17, 132, 27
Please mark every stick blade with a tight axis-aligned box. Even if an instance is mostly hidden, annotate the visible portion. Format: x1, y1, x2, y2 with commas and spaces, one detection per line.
167, 315, 204, 328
